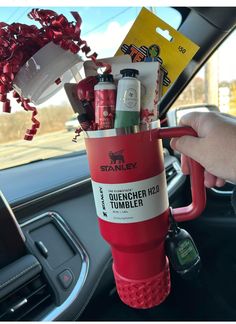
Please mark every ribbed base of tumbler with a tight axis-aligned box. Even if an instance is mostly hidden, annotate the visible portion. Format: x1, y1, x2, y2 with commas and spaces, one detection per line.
113, 258, 171, 309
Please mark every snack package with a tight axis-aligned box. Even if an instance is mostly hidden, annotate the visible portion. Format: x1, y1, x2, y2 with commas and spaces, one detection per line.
116, 7, 199, 95
84, 55, 162, 123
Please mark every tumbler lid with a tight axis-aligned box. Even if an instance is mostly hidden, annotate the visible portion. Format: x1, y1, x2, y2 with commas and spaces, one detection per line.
13, 42, 82, 105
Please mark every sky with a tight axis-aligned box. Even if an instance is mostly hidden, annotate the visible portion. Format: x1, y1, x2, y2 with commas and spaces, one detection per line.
0, 6, 235, 111
0, 7, 181, 37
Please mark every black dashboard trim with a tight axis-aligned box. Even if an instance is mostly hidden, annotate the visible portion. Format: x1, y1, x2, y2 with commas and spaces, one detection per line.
12, 178, 91, 213
21, 211, 89, 321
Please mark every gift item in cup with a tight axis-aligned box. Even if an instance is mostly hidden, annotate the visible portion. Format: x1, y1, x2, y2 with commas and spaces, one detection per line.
114, 69, 141, 128
94, 74, 116, 130
76, 76, 98, 122
77, 113, 91, 131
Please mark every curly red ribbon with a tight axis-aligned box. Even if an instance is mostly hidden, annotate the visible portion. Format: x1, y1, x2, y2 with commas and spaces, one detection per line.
0, 9, 110, 140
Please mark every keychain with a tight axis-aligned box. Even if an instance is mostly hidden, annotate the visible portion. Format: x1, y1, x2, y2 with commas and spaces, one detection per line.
165, 209, 201, 280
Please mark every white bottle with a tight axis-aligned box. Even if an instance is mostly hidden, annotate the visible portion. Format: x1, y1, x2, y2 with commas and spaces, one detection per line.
114, 69, 141, 128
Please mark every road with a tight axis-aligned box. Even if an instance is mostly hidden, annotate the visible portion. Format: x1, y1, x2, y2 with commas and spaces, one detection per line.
0, 130, 86, 170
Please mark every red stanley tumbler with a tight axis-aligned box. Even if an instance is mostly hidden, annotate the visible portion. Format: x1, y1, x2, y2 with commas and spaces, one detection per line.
85, 121, 206, 309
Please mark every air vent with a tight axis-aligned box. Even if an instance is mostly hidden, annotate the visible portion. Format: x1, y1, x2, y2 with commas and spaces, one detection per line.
165, 164, 178, 184
0, 274, 54, 321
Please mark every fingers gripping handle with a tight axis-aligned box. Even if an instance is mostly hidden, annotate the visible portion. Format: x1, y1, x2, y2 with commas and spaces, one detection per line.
158, 126, 206, 222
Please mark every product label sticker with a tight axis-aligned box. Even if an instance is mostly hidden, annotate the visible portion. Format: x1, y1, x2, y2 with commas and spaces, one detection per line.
92, 171, 169, 223
95, 89, 116, 129
116, 83, 140, 113
116, 7, 200, 95
177, 239, 198, 266
122, 87, 139, 111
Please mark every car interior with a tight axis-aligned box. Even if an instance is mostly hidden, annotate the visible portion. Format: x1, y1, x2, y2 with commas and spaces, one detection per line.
0, 6, 236, 321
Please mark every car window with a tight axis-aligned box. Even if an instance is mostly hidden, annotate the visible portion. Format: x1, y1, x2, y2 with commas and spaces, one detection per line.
0, 6, 182, 170
173, 29, 236, 116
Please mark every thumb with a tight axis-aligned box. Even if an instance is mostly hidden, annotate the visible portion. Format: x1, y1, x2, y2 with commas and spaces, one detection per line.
170, 135, 202, 162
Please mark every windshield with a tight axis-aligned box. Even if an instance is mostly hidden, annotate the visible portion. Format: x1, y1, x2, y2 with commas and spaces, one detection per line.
0, 7, 182, 170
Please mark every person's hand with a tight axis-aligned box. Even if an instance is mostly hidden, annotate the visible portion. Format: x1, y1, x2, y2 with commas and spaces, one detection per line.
170, 111, 236, 187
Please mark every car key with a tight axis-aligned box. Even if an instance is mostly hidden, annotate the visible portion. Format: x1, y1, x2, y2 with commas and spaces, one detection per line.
165, 209, 201, 280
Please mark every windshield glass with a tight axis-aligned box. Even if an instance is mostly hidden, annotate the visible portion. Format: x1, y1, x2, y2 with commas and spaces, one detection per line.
0, 7, 182, 170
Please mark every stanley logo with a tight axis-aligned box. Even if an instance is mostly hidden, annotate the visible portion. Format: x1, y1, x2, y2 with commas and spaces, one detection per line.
100, 150, 137, 172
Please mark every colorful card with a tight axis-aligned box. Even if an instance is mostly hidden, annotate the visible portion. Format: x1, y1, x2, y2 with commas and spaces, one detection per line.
116, 7, 200, 94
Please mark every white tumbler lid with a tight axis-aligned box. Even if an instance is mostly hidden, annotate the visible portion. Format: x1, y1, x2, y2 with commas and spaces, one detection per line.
13, 42, 82, 105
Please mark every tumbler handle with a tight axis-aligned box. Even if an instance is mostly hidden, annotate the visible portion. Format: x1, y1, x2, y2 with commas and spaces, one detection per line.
158, 126, 206, 222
